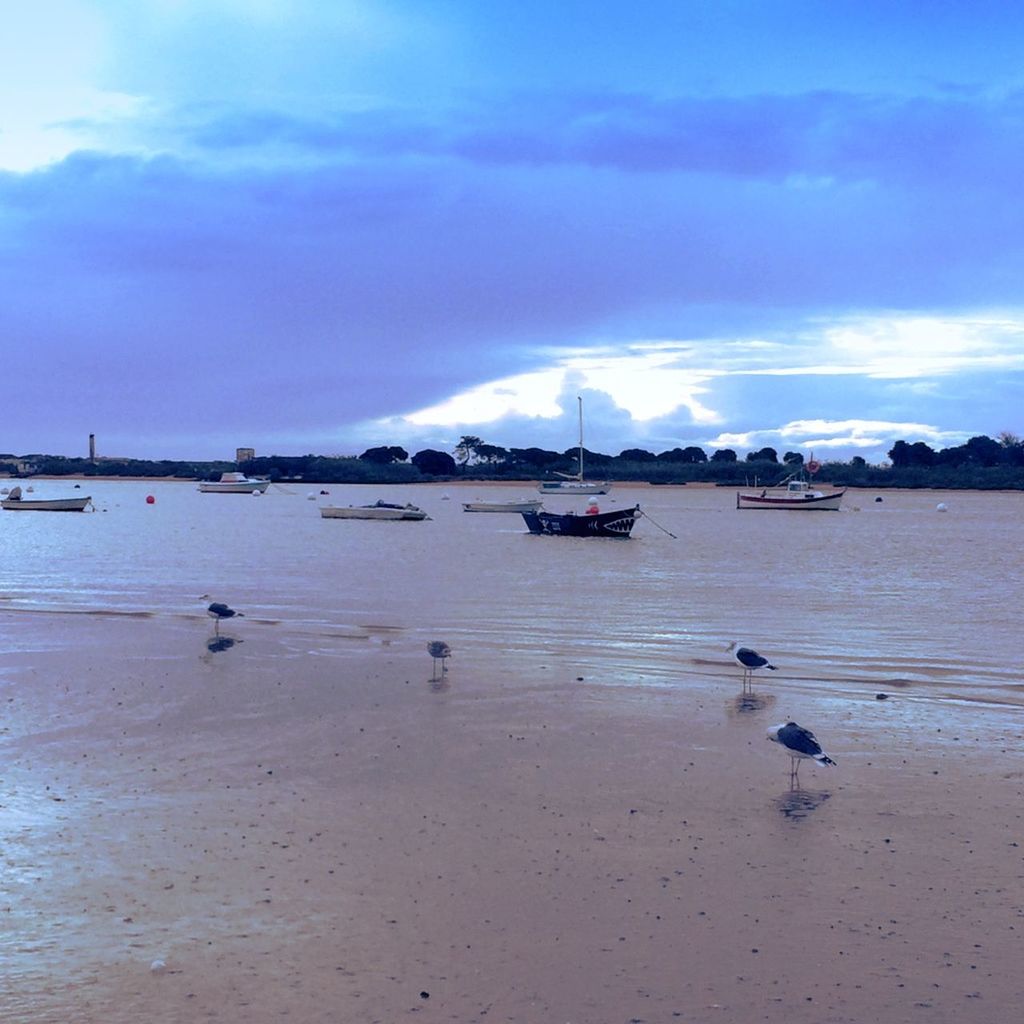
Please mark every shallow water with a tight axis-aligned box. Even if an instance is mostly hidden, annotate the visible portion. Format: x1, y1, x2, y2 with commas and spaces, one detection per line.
1, 479, 1022, 708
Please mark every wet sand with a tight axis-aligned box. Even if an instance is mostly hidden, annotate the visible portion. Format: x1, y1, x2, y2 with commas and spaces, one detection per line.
2, 613, 1023, 1023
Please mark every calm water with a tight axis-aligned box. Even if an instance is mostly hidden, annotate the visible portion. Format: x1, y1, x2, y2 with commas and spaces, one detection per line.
1, 479, 1022, 708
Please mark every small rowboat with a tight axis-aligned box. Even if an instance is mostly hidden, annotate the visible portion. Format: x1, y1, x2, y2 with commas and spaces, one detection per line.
1, 486, 92, 512
320, 501, 429, 521
462, 498, 544, 513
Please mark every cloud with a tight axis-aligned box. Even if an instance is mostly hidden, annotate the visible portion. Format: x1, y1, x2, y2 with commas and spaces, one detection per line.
4, 3, 1024, 460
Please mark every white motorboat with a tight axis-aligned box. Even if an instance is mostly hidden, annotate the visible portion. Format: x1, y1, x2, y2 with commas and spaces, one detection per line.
198, 472, 271, 494
462, 498, 544, 513
320, 501, 429, 521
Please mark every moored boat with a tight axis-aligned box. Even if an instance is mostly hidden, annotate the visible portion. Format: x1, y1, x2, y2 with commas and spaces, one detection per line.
198, 472, 271, 494
521, 504, 640, 537
536, 396, 611, 495
736, 466, 845, 511
320, 500, 430, 521
1, 486, 92, 512
463, 498, 544, 513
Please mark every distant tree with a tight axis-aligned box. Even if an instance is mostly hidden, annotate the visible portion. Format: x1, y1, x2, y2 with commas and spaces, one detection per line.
454, 435, 484, 465
657, 446, 707, 463
359, 446, 408, 465
572, 447, 613, 467
618, 448, 656, 462
711, 448, 737, 462
964, 435, 1002, 467
935, 444, 968, 467
782, 451, 804, 465
412, 449, 456, 475
888, 440, 912, 468
474, 443, 509, 465
909, 441, 936, 467
656, 448, 686, 462
850, 455, 867, 468
746, 447, 779, 463
997, 432, 1024, 466
507, 447, 562, 469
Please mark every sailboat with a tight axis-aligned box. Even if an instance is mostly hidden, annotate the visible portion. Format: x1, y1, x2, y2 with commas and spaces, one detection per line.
536, 396, 612, 495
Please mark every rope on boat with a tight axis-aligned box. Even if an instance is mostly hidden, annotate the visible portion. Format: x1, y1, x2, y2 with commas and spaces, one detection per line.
637, 508, 677, 539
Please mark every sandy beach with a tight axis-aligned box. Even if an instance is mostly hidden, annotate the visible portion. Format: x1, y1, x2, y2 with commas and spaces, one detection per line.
2, 610, 1023, 1024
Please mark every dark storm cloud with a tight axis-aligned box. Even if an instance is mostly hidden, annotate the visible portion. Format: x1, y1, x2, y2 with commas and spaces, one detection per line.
4, 77, 1024, 458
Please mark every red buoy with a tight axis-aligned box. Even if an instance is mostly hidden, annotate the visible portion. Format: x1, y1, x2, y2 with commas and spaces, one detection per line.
146, 494, 156, 504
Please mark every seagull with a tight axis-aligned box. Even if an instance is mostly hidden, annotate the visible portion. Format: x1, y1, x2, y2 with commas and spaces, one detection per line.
767, 721, 836, 783
206, 601, 243, 635
427, 640, 451, 679
726, 641, 777, 690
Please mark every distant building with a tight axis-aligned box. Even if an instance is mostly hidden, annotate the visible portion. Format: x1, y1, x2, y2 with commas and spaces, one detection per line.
236, 447, 255, 463
89, 433, 96, 462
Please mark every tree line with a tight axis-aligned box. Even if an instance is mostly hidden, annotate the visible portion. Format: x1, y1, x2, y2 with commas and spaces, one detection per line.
3, 431, 1023, 489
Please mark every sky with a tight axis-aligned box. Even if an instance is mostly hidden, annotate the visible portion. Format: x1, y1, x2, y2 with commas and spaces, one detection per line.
3, 0, 1024, 464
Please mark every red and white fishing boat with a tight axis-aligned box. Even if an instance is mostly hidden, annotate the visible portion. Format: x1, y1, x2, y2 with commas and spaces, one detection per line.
736, 460, 845, 511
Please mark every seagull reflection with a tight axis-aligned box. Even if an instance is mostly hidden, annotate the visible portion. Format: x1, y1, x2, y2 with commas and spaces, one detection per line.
775, 788, 831, 820
206, 636, 239, 654
729, 690, 776, 716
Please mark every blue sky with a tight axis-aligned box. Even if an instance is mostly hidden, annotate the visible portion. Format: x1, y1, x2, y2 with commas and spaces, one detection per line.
3, 0, 1024, 463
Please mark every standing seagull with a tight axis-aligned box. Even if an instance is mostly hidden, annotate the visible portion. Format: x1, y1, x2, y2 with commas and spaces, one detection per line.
427, 640, 451, 680
207, 601, 243, 636
726, 641, 777, 691
767, 722, 837, 783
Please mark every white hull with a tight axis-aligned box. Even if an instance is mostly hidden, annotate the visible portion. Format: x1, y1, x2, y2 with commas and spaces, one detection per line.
198, 473, 270, 493
320, 504, 428, 521
1, 496, 92, 511
463, 499, 544, 513
537, 480, 610, 495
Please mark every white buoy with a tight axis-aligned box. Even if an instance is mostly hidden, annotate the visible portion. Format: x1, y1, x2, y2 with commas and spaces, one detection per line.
150, 959, 167, 974
936, 502, 948, 512
307, 491, 317, 500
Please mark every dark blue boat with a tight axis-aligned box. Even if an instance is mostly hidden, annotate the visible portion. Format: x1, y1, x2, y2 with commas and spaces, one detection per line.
521, 505, 640, 538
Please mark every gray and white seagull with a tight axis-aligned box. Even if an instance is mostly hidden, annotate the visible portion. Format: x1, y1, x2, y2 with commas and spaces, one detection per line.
726, 640, 777, 690
767, 721, 837, 783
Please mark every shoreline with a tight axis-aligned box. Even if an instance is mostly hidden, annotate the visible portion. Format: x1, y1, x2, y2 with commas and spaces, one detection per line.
5, 474, 1024, 494
2, 613, 1023, 1022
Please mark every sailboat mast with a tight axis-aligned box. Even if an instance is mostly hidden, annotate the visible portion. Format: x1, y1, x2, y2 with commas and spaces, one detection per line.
577, 395, 584, 481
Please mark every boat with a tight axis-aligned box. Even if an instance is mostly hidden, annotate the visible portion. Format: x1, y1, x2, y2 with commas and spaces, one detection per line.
462, 498, 544, 513
736, 463, 845, 511
320, 500, 430, 521
521, 504, 641, 537
198, 472, 271, 494
536, 396, 611, 495
1, 485, 92, 512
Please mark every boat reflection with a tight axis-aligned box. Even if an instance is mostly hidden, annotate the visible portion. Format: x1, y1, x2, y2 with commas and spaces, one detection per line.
774, 788, 832, 821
